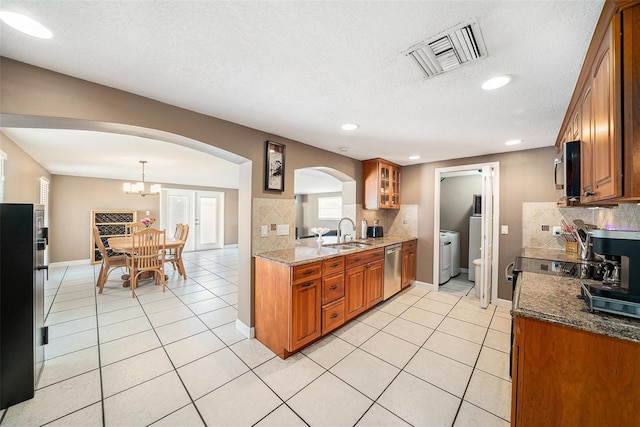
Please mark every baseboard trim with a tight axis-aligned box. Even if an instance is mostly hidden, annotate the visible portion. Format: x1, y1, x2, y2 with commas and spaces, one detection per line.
492, 298, 512, 308
224, 244, 239, 249
49, 259, 91, 268
412, 280, 435, 291
236, 319, 255, 339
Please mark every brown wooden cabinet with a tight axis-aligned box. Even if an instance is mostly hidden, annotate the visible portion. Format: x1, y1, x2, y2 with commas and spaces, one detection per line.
557, 2, 640, 203
290, 278, 321, 351
362, 158, 401, 210
254, 259, 322, 358
511, 315, 640, 426
401, 239, 417, 288
344, 248, 385, 321
255, 246, 390, 358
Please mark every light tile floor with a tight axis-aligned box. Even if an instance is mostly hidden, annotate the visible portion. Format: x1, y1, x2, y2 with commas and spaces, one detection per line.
0, 251, 511, 426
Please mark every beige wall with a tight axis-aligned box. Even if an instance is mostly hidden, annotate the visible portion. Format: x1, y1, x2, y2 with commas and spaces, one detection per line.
0, 132, 51, 203
49, 175, 239, 263
0, 57, 362, 329
402, 146, 557, 300
0, 58, 363, 199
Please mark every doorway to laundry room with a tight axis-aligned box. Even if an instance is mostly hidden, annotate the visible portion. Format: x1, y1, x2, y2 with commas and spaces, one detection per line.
433, 163, 500, 308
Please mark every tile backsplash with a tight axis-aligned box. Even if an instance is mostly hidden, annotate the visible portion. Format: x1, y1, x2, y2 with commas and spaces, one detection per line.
522, 202, 640, 249
253, 198, 418, 254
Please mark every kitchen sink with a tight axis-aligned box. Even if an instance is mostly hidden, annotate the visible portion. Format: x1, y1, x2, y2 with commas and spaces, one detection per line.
326, 242, 371, 251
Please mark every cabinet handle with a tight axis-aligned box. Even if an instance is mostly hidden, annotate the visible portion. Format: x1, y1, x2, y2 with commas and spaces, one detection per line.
330, 263, 340, 268
583, 191, 595, 197
330, 313, 340, 319
302, 270, 314, 275
329, 285, 339, 290
365, 265, 371, 269
301, 282, 314, 288
354, 257, 362, 262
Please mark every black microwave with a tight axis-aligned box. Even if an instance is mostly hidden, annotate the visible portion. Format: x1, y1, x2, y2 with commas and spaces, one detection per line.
554, 140, 581, 199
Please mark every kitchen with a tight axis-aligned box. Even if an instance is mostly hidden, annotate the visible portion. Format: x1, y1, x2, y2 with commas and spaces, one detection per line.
1, 1, 640, 426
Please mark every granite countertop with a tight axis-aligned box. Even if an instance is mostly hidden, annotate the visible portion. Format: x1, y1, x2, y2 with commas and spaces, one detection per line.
254, 236, 416, 267
513, 271, 640, 343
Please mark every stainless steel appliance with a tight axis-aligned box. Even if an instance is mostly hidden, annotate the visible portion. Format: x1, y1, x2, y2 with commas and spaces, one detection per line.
367, 225, 383, 238
581, 230, 640, 319
554, 140, 581, 200
384, 244, 402, 300
0, 204, 48, 409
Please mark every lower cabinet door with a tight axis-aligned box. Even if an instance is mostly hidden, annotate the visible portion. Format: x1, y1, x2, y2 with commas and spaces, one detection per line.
364, 260, 384, 308
345, 266, 366, 321
322, 298, 345, 335
289, 279, 321, 351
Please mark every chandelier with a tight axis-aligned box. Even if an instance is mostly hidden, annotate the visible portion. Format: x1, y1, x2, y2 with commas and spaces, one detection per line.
123, 160, 161, 197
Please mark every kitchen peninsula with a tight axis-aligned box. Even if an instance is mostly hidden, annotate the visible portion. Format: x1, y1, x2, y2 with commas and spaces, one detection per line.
254, 237, 417, 358
511, 250, 640, 426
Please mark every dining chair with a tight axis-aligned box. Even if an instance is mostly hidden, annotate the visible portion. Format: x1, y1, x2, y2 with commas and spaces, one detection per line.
92, 226, 127, 294
125, 228, 166, 298
166, 224, 189, 280
125, 222, 146, 235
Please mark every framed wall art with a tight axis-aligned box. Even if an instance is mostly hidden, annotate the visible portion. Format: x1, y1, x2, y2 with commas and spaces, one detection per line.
265, 140, 285, 192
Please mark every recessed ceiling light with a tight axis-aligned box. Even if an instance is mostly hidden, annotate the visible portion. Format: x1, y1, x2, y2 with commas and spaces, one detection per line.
341, 123, 359, 131
0, 11, 52, 39
481, 75, 512, 90
337, 145, 351, 152
409, 155, 420, 160
505, 139, 523, 146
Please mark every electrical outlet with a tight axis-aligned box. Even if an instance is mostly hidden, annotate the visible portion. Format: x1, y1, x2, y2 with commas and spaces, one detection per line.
261, 225, 268, 237
277, 224, 289, 236
270, 224, 276, 231
501, 225, 509, 235
541, 225, 550, 231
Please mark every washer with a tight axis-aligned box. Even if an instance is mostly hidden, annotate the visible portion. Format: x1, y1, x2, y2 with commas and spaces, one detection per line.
439, 232, 452, 285
441, 230, 460, 277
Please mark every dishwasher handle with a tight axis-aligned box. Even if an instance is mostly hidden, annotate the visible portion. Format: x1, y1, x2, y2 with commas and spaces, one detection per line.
386, 244, 402, 254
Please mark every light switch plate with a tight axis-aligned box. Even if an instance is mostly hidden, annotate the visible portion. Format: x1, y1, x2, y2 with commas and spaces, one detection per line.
277, 224, 289, 236
261, 225, 268, 237
501, 225, 509, 235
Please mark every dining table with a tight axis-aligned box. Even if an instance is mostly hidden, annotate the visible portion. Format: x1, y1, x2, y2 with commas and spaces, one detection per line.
107, 235, 186, 287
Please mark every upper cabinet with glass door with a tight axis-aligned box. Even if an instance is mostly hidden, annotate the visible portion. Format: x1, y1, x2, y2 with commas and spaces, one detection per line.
362, 158, 401, 209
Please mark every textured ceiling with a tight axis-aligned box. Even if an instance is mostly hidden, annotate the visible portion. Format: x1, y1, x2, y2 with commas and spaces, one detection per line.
0, 1, 604, 186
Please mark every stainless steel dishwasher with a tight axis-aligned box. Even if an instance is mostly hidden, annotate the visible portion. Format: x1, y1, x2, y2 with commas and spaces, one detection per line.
384, 244, 402, 300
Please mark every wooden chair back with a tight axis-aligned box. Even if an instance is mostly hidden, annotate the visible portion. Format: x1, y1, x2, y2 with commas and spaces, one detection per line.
173, 223, 184, 239
93, 225, 126, 294
126, 228, 166, 297
126, 222, 146, 236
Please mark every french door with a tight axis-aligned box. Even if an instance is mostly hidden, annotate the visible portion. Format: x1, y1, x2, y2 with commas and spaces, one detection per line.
161, 189, 224, 251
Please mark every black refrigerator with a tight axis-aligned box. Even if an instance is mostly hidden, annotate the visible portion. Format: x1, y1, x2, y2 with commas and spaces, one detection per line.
0, 203, 48, 409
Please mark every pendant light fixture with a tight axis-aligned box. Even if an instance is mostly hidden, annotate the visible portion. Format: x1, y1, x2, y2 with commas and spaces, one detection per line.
123, 160, 161, 196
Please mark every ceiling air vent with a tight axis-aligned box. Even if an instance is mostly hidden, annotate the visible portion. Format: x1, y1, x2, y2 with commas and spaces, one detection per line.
405, 18, 487, 79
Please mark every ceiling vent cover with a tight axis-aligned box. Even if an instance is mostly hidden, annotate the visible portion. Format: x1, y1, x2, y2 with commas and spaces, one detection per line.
405, 18, 487, 79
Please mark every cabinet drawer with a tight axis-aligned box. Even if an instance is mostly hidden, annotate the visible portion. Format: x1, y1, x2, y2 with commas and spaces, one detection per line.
345, 248, 384, 269
322, 272, 345, 305
322, 298, 345, 335
292, 262, 322, 284
322, 257, 345, 275
402, 239, 417, 251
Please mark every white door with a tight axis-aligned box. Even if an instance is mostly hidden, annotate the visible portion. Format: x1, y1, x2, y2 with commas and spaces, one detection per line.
164, 190, 194, 251
195, 191, 224, 250
480, 165, 494, 308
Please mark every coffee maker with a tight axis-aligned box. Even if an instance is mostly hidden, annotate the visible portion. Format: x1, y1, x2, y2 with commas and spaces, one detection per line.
581, 230, 640, 318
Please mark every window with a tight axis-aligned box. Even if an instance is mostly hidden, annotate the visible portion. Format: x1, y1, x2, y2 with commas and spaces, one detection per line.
317, 196, 342, 220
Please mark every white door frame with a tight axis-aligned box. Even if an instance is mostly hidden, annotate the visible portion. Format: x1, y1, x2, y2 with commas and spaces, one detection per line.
433, 162, 500, 306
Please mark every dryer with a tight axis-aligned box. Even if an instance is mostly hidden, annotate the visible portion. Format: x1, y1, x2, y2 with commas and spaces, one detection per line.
439, 232, 452, 285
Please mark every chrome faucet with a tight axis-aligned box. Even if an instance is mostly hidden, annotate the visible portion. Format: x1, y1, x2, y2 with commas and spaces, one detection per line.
337, 217, 356, 243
